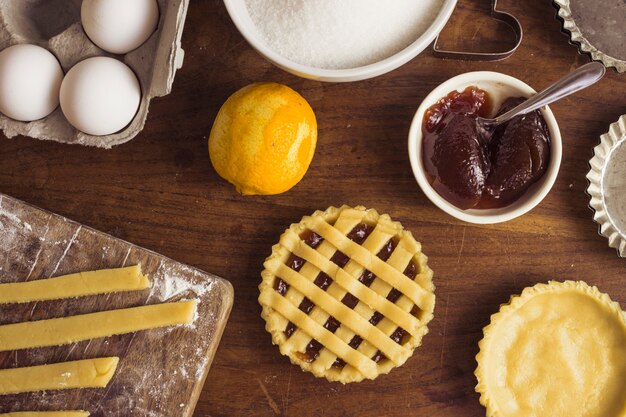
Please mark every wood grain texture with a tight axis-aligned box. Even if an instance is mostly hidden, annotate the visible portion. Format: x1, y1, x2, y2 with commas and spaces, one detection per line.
1, 0, 625, 416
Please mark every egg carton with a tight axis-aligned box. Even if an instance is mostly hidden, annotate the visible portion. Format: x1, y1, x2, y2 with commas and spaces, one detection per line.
0, 0, 189, 148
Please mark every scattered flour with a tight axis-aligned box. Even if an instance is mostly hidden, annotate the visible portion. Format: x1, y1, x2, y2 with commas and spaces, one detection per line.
0, 206, 33, 232
150, 262, 214, 301
245, 0, 443, 69
1, 195, 222, 416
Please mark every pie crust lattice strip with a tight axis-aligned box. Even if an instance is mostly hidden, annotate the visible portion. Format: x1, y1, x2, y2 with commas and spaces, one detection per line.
259, 206, 436, 383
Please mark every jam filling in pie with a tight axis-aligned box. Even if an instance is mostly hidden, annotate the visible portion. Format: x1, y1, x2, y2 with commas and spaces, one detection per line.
259, 206, 435, 383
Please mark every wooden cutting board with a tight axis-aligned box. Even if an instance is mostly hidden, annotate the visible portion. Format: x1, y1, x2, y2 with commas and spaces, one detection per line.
0, 193, 234, 416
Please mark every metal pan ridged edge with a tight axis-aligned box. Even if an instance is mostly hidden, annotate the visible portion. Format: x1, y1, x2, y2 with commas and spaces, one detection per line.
553, 0, 625, 73
586, 115, 626, 257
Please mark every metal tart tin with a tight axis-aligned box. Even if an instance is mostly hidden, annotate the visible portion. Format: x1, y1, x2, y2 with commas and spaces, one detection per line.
587, 115, 626, 256
554, 0, 626, 73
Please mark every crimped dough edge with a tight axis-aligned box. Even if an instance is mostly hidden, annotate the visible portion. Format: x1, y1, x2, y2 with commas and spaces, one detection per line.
474, 280, 626, 417
259, 205, 435, 383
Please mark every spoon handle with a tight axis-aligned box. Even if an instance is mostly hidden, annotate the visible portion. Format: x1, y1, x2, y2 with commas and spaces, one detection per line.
493, 62, 606, 124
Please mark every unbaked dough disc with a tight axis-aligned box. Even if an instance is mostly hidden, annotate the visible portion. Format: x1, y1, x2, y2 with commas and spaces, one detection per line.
475, 281, 626, 417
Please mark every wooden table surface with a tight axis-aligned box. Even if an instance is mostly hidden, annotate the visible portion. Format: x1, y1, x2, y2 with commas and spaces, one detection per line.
1, 1, 625, 416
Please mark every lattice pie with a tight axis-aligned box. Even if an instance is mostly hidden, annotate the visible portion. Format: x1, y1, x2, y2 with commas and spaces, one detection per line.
259, 206, 435, 383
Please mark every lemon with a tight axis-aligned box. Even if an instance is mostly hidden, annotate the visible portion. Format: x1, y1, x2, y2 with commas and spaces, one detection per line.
208, 82, 318, 195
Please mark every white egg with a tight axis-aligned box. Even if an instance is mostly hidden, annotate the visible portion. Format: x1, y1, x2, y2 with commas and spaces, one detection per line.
60, 57, 141, 136
81, 0, 159, 54
0, 44, 64, 122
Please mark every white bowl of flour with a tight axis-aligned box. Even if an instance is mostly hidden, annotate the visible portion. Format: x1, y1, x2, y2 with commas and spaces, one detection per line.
224, 0, 457, 82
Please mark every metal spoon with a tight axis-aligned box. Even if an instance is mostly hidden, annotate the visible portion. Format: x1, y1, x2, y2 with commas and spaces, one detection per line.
476, 62, 606, 141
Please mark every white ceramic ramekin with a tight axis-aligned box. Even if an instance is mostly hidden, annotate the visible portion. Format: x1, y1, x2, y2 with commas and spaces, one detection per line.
408, 71, 562, 224
223, 0, 457, 83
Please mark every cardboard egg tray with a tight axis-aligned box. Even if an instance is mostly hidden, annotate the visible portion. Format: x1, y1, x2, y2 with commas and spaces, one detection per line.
0, 0, 189, 148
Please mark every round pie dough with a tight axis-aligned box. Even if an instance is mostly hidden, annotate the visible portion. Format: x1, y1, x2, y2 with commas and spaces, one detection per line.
475, 281, 626, 417
259, 206, 435, 383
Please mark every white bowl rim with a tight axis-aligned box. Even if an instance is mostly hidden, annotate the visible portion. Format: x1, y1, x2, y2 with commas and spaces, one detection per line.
408, 71, 563, 224
223, 0, 458, 82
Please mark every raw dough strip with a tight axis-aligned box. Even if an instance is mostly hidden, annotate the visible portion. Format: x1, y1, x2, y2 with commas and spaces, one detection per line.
308, 215, 433, 309
259, 288, 378, 379
0, 357, 118, 395
0, 265, 150, 304
0, 412, 90, 417
270, 261, 404, 363
0, 300, 197, 352
260, 206, 436, 382
283, 232, 421, 334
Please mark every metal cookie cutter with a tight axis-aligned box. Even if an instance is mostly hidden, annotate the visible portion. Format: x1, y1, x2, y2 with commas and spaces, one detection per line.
433, 0, 523, 61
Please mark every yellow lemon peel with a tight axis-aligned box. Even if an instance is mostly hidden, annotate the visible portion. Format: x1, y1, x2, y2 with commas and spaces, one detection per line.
209, 82, 317, 195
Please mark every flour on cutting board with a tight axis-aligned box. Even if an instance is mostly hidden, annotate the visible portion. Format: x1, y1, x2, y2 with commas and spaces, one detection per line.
0, 193, 233, 417
0, 203, 40, 278
0, 205, 33, 232
150, 262, 214, 302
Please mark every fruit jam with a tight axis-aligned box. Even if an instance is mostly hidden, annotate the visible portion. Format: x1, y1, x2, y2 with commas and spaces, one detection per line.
422, 87, 551, 210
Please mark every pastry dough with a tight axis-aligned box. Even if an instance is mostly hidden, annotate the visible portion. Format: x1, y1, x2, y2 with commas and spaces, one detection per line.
0, 357, 118, 395
259, 206, 435, 383
0, 300, 197, 351
0, 265, 150, 304
0, 412, 89, 417
475, 281, 626, 417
